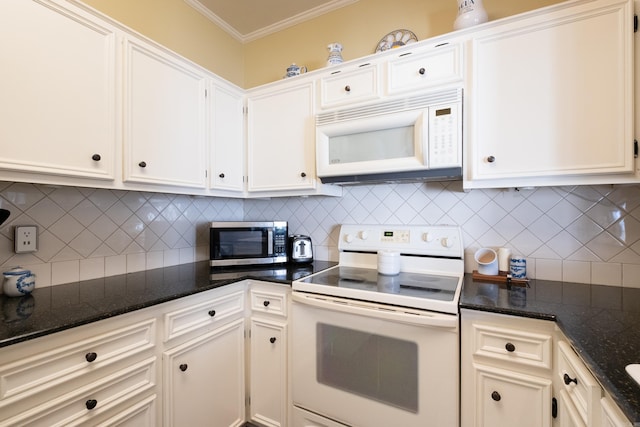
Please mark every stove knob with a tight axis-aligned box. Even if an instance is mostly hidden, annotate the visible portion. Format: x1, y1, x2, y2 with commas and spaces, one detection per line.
359, 231, 369, 240
441, 237, 454, 248
344, 233, 354, 243
422, 232, 434, 243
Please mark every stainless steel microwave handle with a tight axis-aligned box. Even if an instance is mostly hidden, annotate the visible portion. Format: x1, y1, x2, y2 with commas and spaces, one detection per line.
267, 230, 273, 255
292, 291, 458, 329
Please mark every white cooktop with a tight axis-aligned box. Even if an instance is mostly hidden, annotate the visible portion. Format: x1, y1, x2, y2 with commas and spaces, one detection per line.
293, 224, 464, 314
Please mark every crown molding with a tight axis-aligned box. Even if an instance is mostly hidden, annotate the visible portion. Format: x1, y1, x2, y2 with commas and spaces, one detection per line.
184, 0, 358, 43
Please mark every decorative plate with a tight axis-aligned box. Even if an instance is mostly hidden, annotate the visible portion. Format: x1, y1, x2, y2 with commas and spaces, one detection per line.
375, 29, 418, 53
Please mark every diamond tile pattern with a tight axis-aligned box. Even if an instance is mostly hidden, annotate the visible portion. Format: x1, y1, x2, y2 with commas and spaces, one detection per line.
1, 181, 640, 288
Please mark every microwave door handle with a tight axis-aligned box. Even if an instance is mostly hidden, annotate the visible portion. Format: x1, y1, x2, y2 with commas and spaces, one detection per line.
267, 230, 274, 255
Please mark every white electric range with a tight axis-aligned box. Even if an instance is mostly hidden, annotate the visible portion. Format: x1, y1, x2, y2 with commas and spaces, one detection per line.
291, 224, 464, 427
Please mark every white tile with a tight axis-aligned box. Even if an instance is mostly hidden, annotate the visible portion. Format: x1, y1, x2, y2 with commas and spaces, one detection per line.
586, 232, 625, 261
535, 259, 562, 281
179, 247, 195, 264
80, 257, 105, 281
127, 252, 146, 273
164, 249, 180, 267
29, 263, 52, 288
105, 255, 126, 277
69, 199, 102, 227
562, 260, 591, 284
2, 183, 45, 210
49, 187, 84, 211
49, 215, 84, 243
591, 262, 621, 286
146, 251, 164, 269
622, 264, 640, 288
51, 260, 80, 285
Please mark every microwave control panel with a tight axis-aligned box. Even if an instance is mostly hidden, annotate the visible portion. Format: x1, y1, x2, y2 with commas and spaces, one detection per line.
428, 102, 461, 168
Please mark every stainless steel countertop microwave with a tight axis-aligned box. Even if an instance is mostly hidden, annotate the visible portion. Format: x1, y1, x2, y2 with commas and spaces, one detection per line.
210, 221, 288, 267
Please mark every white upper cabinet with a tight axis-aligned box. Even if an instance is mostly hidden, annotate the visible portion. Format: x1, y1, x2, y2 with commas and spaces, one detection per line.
319, 62, 380, 110
123, 37, 208, 189
464, 0, 635, 189
0, 0, 117, 181
386, 42, 463, 96
247, 81, 318, 192
209, 82, 245, 193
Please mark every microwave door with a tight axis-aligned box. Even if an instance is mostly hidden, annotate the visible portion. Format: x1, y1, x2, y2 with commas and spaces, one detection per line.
316, 109, 430, 178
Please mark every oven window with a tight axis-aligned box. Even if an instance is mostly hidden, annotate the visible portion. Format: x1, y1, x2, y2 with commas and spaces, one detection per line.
316, 323, 418, 412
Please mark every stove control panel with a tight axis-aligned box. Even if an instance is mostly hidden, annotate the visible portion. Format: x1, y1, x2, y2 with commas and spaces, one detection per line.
339, 224, 463, 258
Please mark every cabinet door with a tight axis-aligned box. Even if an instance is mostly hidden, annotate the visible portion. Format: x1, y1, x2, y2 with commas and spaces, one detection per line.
466, 0, 634, 184
0, 0, 117, 181
475, 365, 552, 427
163, 319, 245, 427
249, 318, 287, 427
210, 82, 245, 192
123, 37, 207, 189
247, 82, 316, 192
558, 390, 587, 427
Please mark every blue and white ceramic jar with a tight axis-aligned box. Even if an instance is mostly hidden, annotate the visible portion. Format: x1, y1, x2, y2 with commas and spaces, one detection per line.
3, 267, 36, 297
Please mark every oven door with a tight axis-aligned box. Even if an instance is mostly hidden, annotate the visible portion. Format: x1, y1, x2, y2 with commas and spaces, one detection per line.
291, 291, 459, 427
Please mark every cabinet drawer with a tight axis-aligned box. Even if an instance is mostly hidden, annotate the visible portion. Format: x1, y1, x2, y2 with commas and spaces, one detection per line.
319, 64, 379, 109
387, 43, 463, 95
471, 322, 552, 369
250, 287, 288, 317
0, 318, 155, 404
164, 288, 245, 342
0, 357, 156, 427
557, 341, 602, 425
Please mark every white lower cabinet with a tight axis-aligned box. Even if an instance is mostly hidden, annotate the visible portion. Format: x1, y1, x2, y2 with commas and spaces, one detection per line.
473, 365, 552, 427
461, 309, 555, 427
0, 309, 158, 426
247, 281, 290, 427
554, 337, 630, 427
163, 318, 245, 427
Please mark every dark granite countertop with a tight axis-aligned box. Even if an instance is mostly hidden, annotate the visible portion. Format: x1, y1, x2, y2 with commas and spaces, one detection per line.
0, 260, 335, 348
1, 263, 637, 424
460, 274, 640, 425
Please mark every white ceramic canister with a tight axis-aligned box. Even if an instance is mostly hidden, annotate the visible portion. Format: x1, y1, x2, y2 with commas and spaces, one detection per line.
377, 250, 401, 276
3, 267, 36, 297
497, 247, 512, 272
474, 248, 498, 276
454, 0, 488, 30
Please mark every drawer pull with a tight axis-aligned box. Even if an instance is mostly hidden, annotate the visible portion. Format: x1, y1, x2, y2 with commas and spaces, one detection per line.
219, 173, 225, 178
138, 161, 147, 168
263, 300, 270, 307
208, 310, 216, 317
491, 391, 501, 402
419, 67, 426, 75
270, 337, 277, 344
487, 155, 496, 163
344, 85, 351, 92
91, 154, 101, 162
179, 364, 188, 372
505, 342, 516, 352
86, 399, 98, 410
85, 352, 98, 363
563, 373, 578, 386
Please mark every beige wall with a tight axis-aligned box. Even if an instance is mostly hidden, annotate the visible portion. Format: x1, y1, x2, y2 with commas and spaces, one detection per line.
80, 0, 565, 89
243, 0, 565, 88
82, 0, 245, 87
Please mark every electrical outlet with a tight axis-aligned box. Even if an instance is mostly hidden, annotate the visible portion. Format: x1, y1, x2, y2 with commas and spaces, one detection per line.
15, 225, 38, 253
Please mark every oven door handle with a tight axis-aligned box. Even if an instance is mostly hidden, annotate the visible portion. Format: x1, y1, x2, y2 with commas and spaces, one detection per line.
292, 292, 458, 329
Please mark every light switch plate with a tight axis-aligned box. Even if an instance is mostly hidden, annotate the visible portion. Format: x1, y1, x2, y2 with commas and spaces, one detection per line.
14, 225, 38, 253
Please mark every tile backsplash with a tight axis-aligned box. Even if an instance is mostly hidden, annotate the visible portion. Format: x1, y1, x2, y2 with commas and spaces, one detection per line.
1, 180, 640, 288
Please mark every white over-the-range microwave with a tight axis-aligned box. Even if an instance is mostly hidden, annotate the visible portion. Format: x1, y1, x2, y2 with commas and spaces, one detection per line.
315, 87, 462, 184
